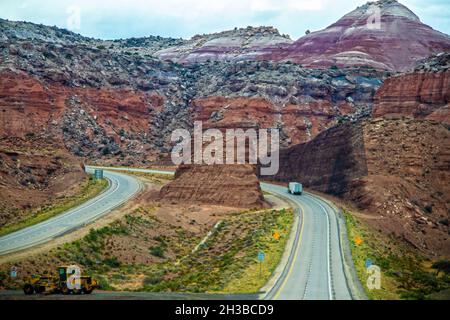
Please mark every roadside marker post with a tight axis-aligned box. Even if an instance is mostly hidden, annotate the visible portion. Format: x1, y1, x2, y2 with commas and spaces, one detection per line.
10, 266, 17, 279
365, 258, 373, 269
258, 251, 265, 277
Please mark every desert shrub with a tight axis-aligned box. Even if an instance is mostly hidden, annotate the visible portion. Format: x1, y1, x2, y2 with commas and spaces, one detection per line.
144, 275, 164, 286
432, 260, 450, 276
149, 245, 165, 258
103, 256, 121, 268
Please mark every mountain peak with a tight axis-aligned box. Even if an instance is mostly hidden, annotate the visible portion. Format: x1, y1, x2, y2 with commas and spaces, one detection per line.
347, 0, 420, 22
262, 0, 450, 71
155, 25, 293, 64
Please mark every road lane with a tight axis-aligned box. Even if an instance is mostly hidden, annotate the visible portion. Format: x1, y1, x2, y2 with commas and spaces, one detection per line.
306, 194, 352, 300
0, 169, 142, 255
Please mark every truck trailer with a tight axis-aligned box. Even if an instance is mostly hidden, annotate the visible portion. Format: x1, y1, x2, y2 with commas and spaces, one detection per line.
288, 182, 303, 195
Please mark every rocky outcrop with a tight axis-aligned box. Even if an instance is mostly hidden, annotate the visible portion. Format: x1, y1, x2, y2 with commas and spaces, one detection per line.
8, 0, 449, 162
271, 119, 450, 256
185, 62, 387, 147
271, 121, 368, 195
0, 27, 388, 159
160, 164, 268, 209
263, 0, 450, 71
155, 26, 293, 64
4, 0, 447, 164
373, 52, 450, 123
0, 70, 165, 161
193, 96, 336, 146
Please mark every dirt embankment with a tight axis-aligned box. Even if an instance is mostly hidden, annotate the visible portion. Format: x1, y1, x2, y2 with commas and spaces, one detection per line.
0, 137, 86, 227
272, 118, 450, 257
160, 164, 268, 209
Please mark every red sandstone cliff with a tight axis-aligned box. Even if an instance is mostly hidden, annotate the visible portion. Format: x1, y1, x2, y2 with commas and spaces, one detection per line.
272, 119, 450, 256
0, 70, 165, 160
373, 53, 450, 123
192, 96, 337, 145
160, 164, 268, 209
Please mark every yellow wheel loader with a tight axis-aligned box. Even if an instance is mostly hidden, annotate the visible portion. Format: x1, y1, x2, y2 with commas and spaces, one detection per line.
23, 265, 98, 295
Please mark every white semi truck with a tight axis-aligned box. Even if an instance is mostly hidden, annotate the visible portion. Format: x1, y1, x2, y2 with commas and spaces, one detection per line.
288, 182, 303, 195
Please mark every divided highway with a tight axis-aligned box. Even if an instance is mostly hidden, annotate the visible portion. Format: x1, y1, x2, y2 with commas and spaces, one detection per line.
0, 166, 358, 300
0, 169, 141, 255
88, 167, 355, 300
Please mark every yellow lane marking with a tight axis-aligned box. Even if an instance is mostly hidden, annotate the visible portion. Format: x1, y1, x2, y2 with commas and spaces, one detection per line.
273, 202, 306, 300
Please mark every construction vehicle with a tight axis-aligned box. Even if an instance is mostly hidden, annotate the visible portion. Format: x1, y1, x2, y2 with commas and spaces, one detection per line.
23, 265, 99, 295
288, 182, 303, 195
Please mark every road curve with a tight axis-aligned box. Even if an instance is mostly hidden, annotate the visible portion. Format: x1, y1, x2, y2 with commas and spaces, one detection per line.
0, 165, 355, 300
261, 183, 352, 300
0, 169, 142, 255
89, 167, 354, 300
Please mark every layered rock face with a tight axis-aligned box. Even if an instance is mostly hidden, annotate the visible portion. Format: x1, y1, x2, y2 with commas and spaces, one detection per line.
373, 52, 450, 123
150, 1, 450, 72
263, 0, 450, 71
159, 164, 268, 209
154, 26, 293, 64
194, 96, 340, 146
0, 70, 165, 162
272, 119, 450, 256
185, 62, 387, 148
0, 17, 389, 163
2, 0, 448, 166
271, 121, 368, 195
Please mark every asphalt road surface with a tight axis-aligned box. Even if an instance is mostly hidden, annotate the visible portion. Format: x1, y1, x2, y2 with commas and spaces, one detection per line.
0, 169, 141, 255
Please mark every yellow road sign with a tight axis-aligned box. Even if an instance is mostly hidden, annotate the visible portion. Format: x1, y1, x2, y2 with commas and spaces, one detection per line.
355, 236, 363, 246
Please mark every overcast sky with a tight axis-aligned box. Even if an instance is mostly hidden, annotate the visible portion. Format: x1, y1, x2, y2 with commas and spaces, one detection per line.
0, 0, 449, 40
